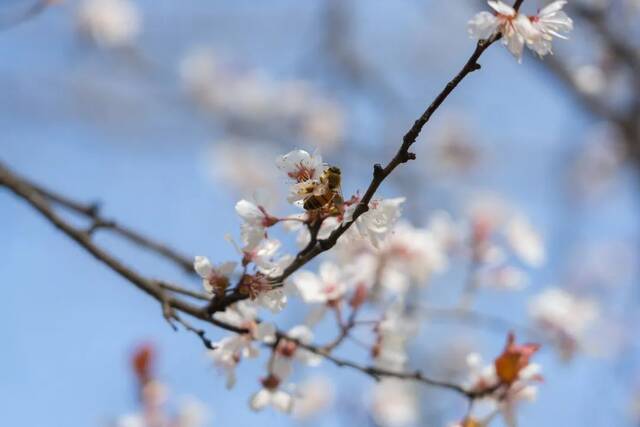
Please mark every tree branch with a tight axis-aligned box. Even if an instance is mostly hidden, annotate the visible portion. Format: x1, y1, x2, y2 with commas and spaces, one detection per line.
21, 173, 195, 274
0, 161, 478, 398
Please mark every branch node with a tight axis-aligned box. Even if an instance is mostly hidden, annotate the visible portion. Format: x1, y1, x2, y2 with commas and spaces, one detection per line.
471, 62, 481, 71
87, 202, 101, 218
319, 238, 335, 251
399, 151, 416, 163
373, 164, 384, 179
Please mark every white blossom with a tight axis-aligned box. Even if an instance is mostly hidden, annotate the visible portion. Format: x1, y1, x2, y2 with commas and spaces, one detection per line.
235, 200, 268, 249
254, 287, 288, 314
526, 1, 574, 56
249, 387, 294, 413
468, 1, 533, 61
573, 64, 606, 96
276, 149, 326, 205
271, 325, 322, 383
468, 0, 573, 61
293, 262, 347, 304
505, 216, 545, 267
352, 197, 405, 248
478, 265, 529, 291
302, 100, 345, 150
193, 256, 236, 296
175, 397, 208, 427
209, 302, 276, 388
378, 221, 449, 291
277, 149, 324, 183
292, 376, 335, 420
76, 0, 140, 48
206, 141, 281, 199
373, 299, 415, 371
115, 414, 145, 427
369, 379, 419, 427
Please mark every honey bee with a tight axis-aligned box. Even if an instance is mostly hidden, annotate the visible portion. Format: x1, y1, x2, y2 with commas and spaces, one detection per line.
303, 166, 343, 212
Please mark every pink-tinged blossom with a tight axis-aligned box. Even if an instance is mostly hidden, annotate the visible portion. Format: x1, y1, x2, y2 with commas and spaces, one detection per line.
193, 256, 236, 297
293, 215, 340, 249
236, 273, 289, 313
372, 299, 416, 371
526, 1, 574, 56
478, 265, 528, 291
468, 1, 534, 61
293, 262, 347, 305
235, 199, 278, 250
209, 302, 276, 388
276, 149, 326, 205
350, 197, 405, 248
528, 287, 599, 359
379, 221, 449, 291
276, 149, 324, 183
272, 325, 322, 381
206, 141, 281, 198
468, 1, 572, 61
467, 196, 545, 286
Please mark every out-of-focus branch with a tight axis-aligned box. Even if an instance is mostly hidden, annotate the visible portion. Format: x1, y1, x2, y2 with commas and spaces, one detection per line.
0, 0, 52, 32
23, 175, 195, 274
420, 306, 544, 342
527, 3, 640, 165
572, 4, 640, 74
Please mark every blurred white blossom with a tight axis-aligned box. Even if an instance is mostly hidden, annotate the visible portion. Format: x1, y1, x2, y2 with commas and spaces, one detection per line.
528, 287, 599, 359
76, 0, 140, 48
369, 379, 419, 427
292, 376, 335, 420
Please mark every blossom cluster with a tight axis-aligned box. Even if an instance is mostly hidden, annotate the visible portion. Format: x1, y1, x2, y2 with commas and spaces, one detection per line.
190, 147, 559, 425
180, 50, 345, 151
197, 149, 415, 412
468, 1, 573, 61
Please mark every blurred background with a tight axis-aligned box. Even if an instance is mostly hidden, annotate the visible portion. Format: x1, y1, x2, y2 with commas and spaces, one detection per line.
1, 0, 640, 426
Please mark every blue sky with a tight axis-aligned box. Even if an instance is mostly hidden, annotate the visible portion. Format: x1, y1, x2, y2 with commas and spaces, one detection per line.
1, 1, 639, 426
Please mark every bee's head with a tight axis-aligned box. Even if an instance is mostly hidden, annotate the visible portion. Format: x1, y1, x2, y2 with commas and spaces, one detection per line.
327, 166, 341, 175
